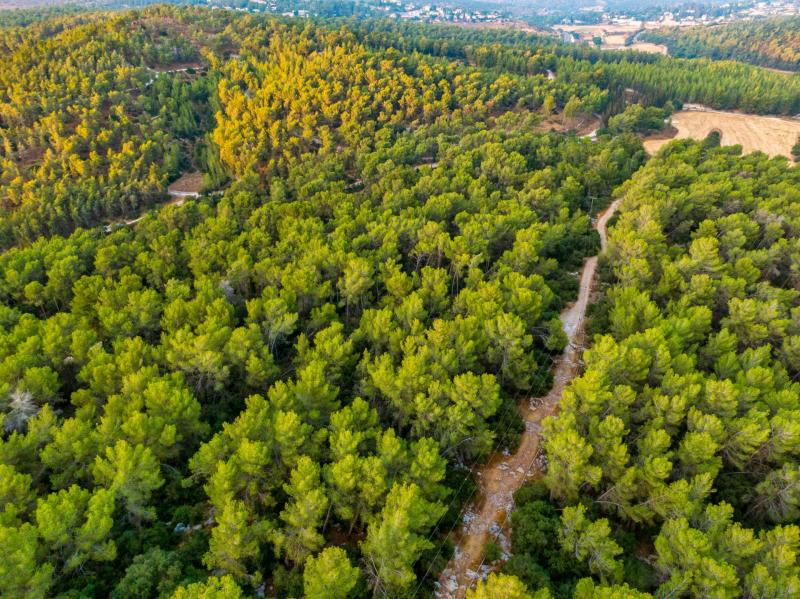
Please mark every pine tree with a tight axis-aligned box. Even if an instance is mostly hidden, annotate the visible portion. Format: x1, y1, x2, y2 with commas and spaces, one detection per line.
303, 547, 360, 599
467, 573, 547, 599
362, 483, 445, 596
273, 456, 328, 564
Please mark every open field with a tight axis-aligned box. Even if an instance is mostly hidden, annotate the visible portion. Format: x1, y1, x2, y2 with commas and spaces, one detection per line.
602, 42, 668, 55
644, 109, 800, 160
554, 22, 668, 55
555, 22, 642, 39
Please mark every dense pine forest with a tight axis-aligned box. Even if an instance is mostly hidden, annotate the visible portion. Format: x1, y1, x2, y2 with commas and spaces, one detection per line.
503, 140, 800, 598
644, 18, 800, 72
1, 4, 800, 599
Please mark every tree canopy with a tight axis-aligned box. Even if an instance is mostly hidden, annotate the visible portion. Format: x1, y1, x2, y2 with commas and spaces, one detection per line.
2, 5, 799, 598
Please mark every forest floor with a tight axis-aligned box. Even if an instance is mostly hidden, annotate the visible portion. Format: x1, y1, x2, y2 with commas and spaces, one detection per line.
644, 108, 800, 160
168, 171, 204, 197
436, 199, 620, 599
535, 114, 602, 137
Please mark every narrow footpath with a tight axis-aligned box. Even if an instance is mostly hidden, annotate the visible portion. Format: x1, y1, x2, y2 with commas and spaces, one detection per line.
437, 199, 620, 598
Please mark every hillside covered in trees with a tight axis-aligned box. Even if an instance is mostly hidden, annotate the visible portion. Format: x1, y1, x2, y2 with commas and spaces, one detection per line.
644, 17, 800, 72
0, 6, 644, 598
3, 7, 800, 249
2, 5, 800, 599
494, 139, 800, 597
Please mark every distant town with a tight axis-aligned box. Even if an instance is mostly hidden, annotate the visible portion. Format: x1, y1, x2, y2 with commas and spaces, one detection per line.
554, 1, 800, 36
200, 0, 507, 23
374, 0, 504, 23
550, 1, 800, 54
188, 0, 800, 58
4, 0, 800, 28
194, 0, 800, 35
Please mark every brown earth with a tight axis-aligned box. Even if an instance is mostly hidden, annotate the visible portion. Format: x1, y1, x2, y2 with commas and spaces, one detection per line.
167, 171, 204, 195
644, 109, 800, 160
602, 42, 669, 55
555, 22, 642, 40
535, 114, 602, 137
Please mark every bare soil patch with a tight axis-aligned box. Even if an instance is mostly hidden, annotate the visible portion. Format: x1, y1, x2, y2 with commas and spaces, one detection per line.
15, 145, 44, 171
644, 109, 800, 160
535, 114, 602, 136
555, 22, 642, 40
642, 124, 678, 143
168, 171, 204, 195
602, 42, 668, 55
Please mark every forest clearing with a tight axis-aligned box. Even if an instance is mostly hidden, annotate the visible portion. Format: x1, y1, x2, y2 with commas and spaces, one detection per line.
602, 42, 668, 55
644, 108, 800, 159
167, 172, 204, 198
554, 22, 642, 41
554, 22, 668, 55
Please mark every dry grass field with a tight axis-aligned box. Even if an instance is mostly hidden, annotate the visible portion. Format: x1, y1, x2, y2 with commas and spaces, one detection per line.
602, 42, 669, 55
555, 23, 642, 39
644, 109, 800, 160
554, 22, 668, 55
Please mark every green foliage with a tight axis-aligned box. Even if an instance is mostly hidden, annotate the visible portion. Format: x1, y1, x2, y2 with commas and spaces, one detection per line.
598, 57, 800, 114
169, 576, 243, 599
573, 578, 653, 599
0, 9, 218, 246
92, 440, 164, 523
0, 50, 640, 599
484, 540, 503, 563
273, 456, 327, 564
35, 485, 116, 572
0, 523, 54, 598
643, 18, 800, 71
506, 482, 589, 594
607, 104, 669, 135
12, 6, 783, 598
537, 141, 800, 597
203, 499, 270, 584
111, 547, 184, 599
303, 547, 360, 599
467, 572, 551, 599
361, 482, 445, 595
559, 504, 623, 584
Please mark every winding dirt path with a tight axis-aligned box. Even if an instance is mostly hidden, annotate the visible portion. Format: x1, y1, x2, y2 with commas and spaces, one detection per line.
436, 199, 619, 598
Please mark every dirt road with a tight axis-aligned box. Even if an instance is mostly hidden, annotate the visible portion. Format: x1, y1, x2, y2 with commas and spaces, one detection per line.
436, 200, 619, 598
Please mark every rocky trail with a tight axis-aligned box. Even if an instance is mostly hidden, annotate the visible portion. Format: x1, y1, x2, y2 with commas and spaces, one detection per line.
436, 199, 620, 598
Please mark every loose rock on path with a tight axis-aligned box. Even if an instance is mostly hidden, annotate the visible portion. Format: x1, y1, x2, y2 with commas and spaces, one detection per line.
436, 199, 620, 599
